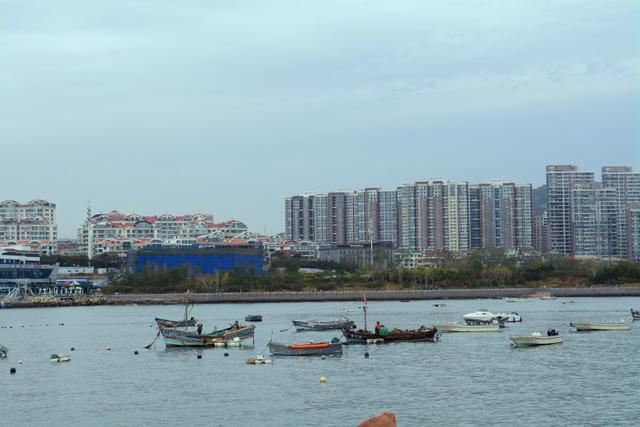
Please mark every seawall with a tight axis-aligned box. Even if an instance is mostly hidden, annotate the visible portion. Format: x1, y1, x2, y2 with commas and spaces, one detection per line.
104, 286, 640, 305
3, 286, 639, 308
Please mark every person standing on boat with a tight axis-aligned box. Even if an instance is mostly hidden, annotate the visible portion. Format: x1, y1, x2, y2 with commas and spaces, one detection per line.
197, 323, 203, 335
375, 321, 383, 335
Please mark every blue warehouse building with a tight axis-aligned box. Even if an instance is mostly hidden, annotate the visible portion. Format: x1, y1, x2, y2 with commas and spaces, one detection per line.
129, 244, 264, 276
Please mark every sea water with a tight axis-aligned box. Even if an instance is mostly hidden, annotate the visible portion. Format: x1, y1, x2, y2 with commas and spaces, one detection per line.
1, 297, 639, 426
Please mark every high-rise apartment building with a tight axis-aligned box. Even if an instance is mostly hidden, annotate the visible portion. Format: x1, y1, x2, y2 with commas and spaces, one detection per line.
515, 184, 534, 249
532, 212, 550, 253
602, 166, 640, 258
571, 183, 618, 257
444, 182, 470, 253
416, 181, 446, 252
545, 164, 639, 261
546, 165, 595, 256
468, 183, 533, 251
627, 203, 640, 263
397, 184, 417, 250
0, 200, 58, 255
286, 178, 531, 255
378, 190, 398, 246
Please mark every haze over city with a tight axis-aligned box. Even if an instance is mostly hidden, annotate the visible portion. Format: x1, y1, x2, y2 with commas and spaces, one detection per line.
2, 0, 638, 237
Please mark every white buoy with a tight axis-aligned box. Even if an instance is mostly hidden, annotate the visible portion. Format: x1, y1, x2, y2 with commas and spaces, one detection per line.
320, 376, 327, 383
106, 346, 111, 351
17, 360, 23, 364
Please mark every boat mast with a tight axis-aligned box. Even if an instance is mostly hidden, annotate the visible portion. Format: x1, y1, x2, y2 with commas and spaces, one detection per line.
184, 290, 192, 330
363, 293, 368, 332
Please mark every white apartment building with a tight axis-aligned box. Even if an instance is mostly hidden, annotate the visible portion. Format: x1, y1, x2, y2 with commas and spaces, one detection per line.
627, 204, 640, 263
571, 183, 618, 258
546, 165, 595, 256
602, 166, 640, 259
0, 200, 58, 255
78, 211, 249, 258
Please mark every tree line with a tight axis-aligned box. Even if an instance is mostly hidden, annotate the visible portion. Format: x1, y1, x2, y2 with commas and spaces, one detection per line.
103, 248, 640, 294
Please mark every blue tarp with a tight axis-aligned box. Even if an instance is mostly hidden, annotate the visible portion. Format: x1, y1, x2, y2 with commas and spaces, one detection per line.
134, 253, 264, 275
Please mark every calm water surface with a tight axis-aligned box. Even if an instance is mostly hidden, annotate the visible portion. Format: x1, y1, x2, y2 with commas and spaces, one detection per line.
1, 297, 639, 426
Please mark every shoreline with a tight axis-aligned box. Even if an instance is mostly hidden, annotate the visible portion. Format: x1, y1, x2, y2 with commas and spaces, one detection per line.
3, 286, 640, 308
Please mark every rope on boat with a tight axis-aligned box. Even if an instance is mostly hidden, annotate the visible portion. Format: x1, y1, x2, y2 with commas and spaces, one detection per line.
279, 324, 292, 332
144, 331, 161, 349
258, 331, 274, 356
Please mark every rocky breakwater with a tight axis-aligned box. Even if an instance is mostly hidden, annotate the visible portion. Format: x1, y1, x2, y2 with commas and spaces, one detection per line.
5, 294, 107, 308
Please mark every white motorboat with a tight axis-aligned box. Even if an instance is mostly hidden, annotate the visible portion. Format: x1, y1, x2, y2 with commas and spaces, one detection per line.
432, 323, 500, 332
569, 321, 631, 331
510, 330, 562, 347
463, 310, 496, 324
495, 312, 521, 322
503, 297, 528, 303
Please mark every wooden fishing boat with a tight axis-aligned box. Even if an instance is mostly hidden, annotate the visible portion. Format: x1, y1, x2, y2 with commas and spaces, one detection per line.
344, 294, 439, 344
245, 315, 263, 322
292, 319, 355, 331
155, 317, 197, 328
432, 322, 500, 332
160, 323, 256, 347
631, 309, 640, 321
569, 321, 631, 331
343, 326, 439, 344
268, 340, 342, 356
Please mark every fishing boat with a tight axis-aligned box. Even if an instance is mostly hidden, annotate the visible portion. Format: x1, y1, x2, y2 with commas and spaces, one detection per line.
0, 345, 8, 358
503, 297, 528, 303
292, 319, 355, 331
268, 339, 342, 356
160, 323, 256, 347
562, 300, 576, 305
155, 317, 197, 328
432, 323, 500, 332
343, 326, 439, 344
631, 309, 640, 321
343, 294, 439, 344
510, 330, 562, 347
245, 315, 263, 322
569, 321, 631, 331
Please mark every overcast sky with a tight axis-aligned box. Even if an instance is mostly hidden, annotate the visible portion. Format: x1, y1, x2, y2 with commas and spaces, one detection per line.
1, 0, 638, 237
